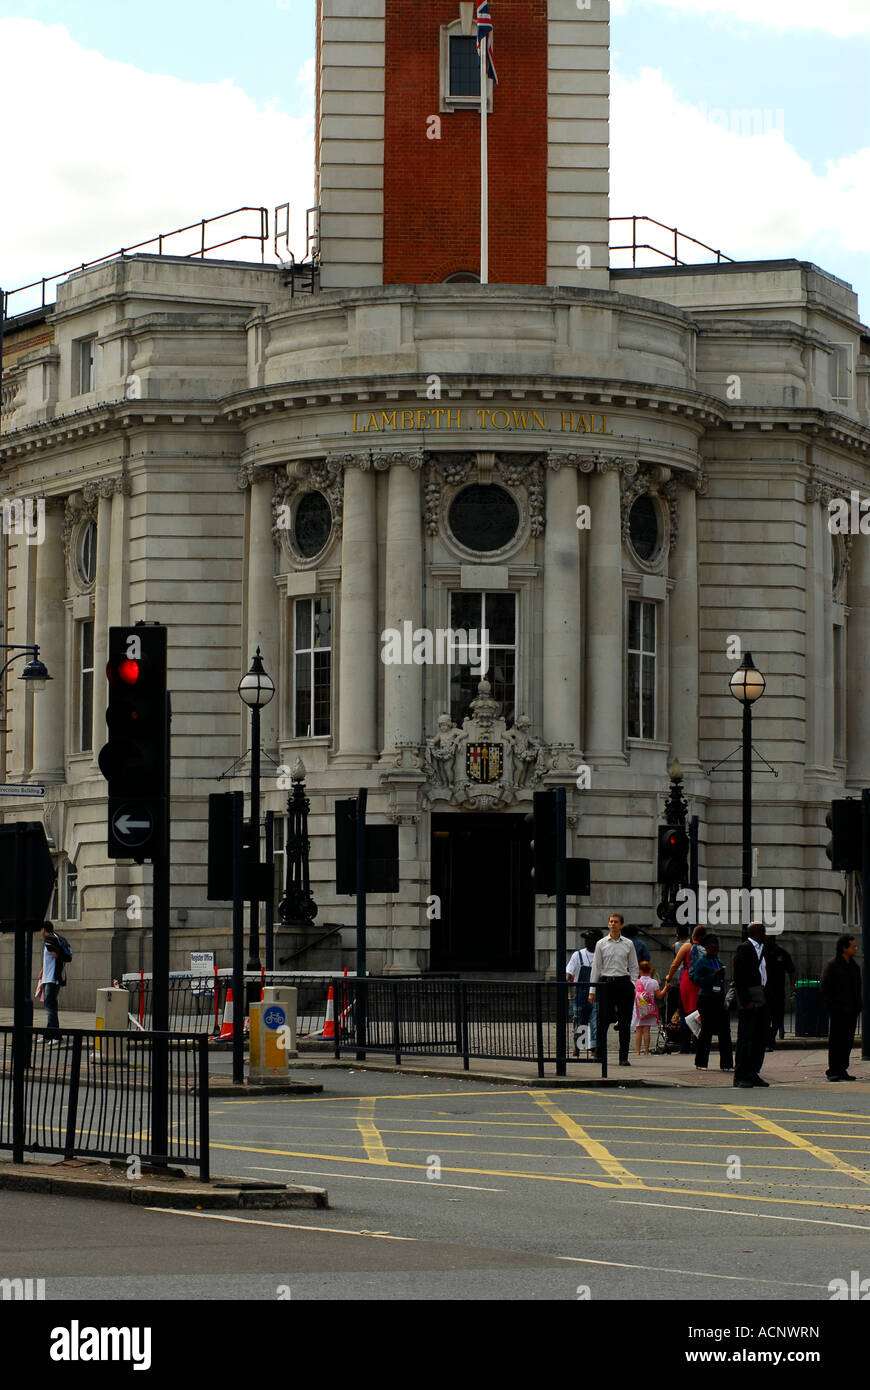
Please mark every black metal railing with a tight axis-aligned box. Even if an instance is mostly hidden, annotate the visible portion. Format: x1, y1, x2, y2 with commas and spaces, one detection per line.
610, 215, 734, 268
331, 979, 600, 1078
121, 971, 349, 1038
0, 1027, 209, 1180
3, 206, 271, 318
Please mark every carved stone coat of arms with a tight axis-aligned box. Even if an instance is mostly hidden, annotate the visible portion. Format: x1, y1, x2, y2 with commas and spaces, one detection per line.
422, 680, 548, 810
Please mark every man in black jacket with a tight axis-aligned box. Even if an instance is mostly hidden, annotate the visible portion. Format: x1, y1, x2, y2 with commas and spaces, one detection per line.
732, 921, 770, 1089
821, 935, 862, 1082
764, 939, 796, 1050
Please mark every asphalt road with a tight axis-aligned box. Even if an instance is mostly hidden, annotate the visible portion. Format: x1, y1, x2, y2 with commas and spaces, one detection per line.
2, 1070, 869, 1304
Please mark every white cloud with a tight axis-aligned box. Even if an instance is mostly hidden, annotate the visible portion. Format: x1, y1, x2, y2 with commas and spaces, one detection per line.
618, 0, 870, 38
2, 19, 314, 312
610, 68, 870, 281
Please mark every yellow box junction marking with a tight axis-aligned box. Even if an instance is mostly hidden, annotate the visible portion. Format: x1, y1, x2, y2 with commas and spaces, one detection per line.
530, 1093, 645, 1188
355, 1096, 391, 1165
725, 1104, 870, 1189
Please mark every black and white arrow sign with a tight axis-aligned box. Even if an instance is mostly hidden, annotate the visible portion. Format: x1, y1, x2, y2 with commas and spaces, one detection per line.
112, 806, 154, 847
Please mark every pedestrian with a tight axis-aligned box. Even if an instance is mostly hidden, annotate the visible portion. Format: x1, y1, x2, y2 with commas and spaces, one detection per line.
764, 938, 796, 1050
36, 922, 68, 1044
665, 922, 691, 1053
692, 933, 733, 1073
587, 913, 639, 1067
622, 925, 651, 966
821, 935, 862, 1082
663, 925, 707, 1052
566, 931, 599, 1056
632, 961, 666, 1056
732, 921, 770, 1089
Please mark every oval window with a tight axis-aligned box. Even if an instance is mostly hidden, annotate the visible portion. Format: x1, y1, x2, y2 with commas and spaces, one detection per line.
448, 484, 520, 553
293, 491, 332, 559
78, 520, 97, 586
628, 495, 659, 561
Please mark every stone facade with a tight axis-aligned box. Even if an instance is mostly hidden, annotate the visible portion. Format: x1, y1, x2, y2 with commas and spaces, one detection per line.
2, 1, 869, 1003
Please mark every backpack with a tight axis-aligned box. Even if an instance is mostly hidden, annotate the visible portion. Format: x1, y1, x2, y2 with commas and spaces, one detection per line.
687, 943, 703, 983
635, 979, 656, 1018
54, 933, 73, 964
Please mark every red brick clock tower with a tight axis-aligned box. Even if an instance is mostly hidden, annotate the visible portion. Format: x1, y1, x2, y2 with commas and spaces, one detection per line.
316, 0, 611, 290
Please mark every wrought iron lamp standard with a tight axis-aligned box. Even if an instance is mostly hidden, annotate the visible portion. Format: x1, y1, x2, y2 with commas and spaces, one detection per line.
238, 648, 275, 991
728, 653, 766, 894
279, 757, 318, 927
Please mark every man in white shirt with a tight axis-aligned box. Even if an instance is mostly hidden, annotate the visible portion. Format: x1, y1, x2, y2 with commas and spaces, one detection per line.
566, 931, 600, 1054
38, 923, 64, 1043
587, 913, 639, 1067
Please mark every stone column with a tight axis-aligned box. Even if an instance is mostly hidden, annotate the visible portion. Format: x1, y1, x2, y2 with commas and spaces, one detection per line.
584, 460, 625, 761
543, 454, 581, 750
382, 453, 424, 753
107, 477, 130, 629
668, 476, 702, 770
91, 482, 114, 756
845, 494, 870, 784
32, 497, 66, 782
246, 468, 279, 754
805, 483, 833, 775
4, 527, 35, 781
336, 455, 378, 764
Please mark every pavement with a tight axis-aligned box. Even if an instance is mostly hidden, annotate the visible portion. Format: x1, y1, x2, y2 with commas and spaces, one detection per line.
2, 1005, 865, 1089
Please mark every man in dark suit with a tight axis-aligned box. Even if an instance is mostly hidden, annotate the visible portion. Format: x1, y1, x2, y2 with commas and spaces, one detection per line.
821, 935, 862, 1081
732, 921, 770, 1089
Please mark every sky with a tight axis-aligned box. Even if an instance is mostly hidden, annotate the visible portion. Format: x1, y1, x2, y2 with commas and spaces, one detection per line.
1, 0, 868, 318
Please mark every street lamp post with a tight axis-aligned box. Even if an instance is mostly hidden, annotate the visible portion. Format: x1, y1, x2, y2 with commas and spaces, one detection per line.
728, 652, 766, 893
238, 648, 275, 1002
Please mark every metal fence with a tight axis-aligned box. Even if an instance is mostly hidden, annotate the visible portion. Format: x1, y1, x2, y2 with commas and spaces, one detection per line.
327, 976, 856, 1075
0, 1028, 209, 1179
331, 979, 596, 1077
121, 970, 345, 1037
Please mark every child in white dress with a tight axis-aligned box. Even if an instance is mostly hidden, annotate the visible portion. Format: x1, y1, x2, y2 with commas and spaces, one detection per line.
633, 960, 667, 1056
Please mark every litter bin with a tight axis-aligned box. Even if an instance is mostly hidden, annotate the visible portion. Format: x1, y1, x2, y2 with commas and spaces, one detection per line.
794, 979, 828, 1037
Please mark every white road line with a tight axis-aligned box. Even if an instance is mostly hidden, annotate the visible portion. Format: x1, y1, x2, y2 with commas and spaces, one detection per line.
143, 1208, 416, 1240
557, 1256, 822, 1290
246, 1164, 504, 1192
614, 1199, 870, 1232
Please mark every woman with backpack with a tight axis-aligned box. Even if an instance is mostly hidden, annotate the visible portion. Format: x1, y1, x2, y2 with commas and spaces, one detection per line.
662, 925, 707, 1050
36, 922, 72, 1044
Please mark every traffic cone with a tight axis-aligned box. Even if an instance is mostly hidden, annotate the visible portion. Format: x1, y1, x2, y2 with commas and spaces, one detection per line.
211, 987, 235, 1042
319, 985, 336, 1040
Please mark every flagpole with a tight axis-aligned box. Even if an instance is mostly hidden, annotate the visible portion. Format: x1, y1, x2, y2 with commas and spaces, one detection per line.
480, 35, 488, 285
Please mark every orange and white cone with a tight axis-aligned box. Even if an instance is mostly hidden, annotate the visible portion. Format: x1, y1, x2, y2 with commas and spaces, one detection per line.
211, 987, 235, 1042
319, 985, 336, 1040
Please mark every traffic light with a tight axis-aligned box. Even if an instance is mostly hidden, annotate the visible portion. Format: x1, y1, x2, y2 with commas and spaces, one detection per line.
657, 825, 689, 887
98, 624, 168, 860
530, 790, 557, 896
334, 798, 400, 894
825, 800, 862, 872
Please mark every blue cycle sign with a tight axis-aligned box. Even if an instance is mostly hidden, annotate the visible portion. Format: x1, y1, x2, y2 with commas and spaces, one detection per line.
263, 1006, 286, 1030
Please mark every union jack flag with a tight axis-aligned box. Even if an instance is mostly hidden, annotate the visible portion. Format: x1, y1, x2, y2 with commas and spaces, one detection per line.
476, 2, 498, 84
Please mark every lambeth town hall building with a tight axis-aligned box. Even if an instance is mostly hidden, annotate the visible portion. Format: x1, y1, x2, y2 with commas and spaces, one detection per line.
2, 0, 869, 1004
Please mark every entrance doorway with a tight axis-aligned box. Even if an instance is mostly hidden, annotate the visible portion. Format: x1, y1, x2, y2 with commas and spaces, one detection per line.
429, 813, 534, 972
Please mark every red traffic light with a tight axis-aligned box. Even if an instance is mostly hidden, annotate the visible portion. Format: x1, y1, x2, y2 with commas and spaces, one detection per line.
107, 657, 140, 685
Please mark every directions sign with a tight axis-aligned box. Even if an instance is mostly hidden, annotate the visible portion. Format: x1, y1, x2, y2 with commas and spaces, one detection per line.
111, 804, 154, 849
0, 785, 46, 798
